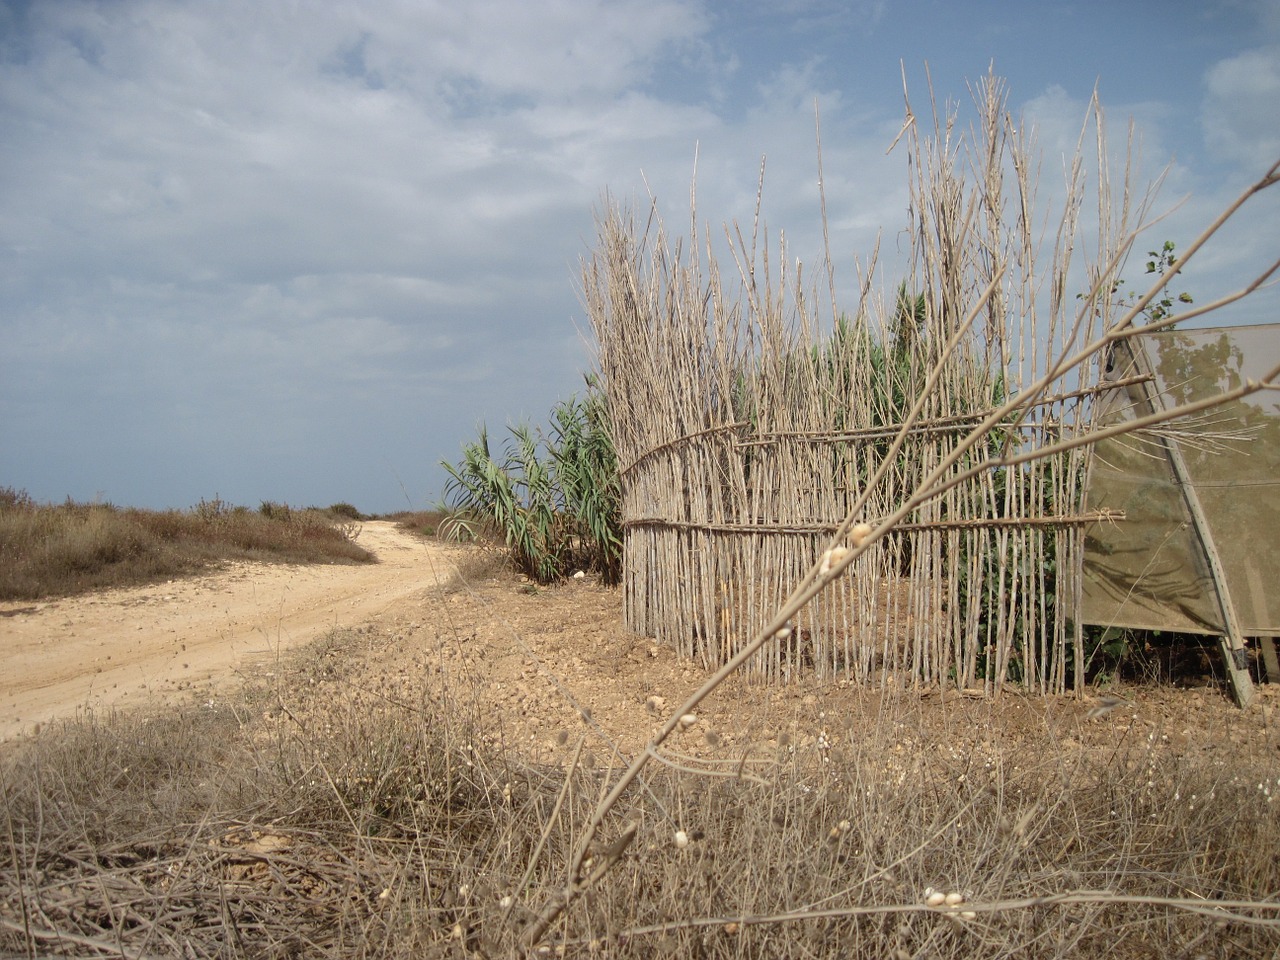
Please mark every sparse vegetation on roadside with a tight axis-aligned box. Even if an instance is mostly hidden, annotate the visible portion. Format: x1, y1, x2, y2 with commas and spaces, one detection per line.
0, 488, 374, 601
2, 617, 1277, 958
379, 508, 514, 587
384, 508, 447, 538
326, 501, 365, 521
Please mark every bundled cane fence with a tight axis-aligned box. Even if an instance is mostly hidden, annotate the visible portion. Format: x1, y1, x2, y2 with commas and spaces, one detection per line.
583, 75, 1139, 694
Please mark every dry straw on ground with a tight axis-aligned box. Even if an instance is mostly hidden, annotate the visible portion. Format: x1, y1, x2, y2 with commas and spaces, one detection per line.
3, 616, 1279, 959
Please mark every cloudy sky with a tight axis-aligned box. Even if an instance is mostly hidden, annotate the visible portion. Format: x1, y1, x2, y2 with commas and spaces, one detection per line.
2, 0, 1277, 514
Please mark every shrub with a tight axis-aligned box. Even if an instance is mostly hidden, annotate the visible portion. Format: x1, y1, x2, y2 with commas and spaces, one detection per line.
440, 383, 621, 584
259, 499, 293, 522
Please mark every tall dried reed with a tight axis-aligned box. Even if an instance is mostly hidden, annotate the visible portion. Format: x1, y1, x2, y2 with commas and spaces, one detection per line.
583, 73, 1276, 696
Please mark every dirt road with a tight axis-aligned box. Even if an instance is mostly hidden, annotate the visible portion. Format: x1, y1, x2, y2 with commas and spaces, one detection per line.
0, 521, 457, 742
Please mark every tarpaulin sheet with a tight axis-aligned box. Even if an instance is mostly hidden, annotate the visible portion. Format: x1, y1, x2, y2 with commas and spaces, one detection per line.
1081, 323, 1279, 635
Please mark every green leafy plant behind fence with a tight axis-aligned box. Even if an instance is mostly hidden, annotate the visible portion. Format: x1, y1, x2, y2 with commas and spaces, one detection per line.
440, 388, 621, 585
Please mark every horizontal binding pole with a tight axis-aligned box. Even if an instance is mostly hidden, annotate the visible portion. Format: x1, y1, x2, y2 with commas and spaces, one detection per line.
621, 510, 1125, 535
623, 376, 1159, 460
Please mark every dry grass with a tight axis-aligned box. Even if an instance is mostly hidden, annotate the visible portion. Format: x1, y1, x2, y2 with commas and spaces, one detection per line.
3, 620, 1277, 959
384, 509, 448, 539
0, 489, 374, 601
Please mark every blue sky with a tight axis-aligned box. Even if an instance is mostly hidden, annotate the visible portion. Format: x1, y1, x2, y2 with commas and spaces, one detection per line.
2, 0, 1277, 514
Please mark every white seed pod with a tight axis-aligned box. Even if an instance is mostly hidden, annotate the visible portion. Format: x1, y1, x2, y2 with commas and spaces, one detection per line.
851, 522, 873, 548
926, 889, 947, 907
499, 895, 514, 909
819, 546, 849, 575
960, 910, 977, 921
678, 713, 698, 730
674, 830, 690, 848
945, 891, 965, 906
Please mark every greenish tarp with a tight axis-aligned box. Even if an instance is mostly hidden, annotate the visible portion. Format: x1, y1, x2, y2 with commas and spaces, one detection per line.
1082, 323, 1280, 635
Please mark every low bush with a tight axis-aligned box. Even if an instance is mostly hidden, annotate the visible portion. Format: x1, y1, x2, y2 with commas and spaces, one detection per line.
327, 501, 364, 520
0, 488, 373, 601
386, 508, 446, 538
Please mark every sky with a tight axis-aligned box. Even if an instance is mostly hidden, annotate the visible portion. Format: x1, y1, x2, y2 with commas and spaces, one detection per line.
2, 0, 1277, 515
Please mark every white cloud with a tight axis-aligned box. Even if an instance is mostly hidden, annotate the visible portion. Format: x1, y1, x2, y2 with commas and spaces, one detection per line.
732, 0, 884, 34
1, 0, 1274, 511
1201, 45, 1280, 168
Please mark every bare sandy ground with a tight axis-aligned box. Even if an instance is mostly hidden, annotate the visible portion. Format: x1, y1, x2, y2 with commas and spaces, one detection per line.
0, 521, 458, 742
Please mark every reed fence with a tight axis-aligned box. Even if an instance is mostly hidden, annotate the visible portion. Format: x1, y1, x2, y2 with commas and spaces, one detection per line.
583, 75, 1145, 695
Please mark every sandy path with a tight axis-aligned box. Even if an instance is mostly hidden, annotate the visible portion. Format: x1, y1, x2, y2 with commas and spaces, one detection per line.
0, 521, 457, 742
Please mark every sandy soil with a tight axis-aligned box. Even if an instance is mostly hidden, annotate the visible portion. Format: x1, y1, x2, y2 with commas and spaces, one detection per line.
3, 520, 1278, 772
0, 521, 460, 742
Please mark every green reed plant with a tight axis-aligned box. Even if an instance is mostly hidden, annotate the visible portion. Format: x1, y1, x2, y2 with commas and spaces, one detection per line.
440, 385, 621, 584
550, 385, 622, 583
